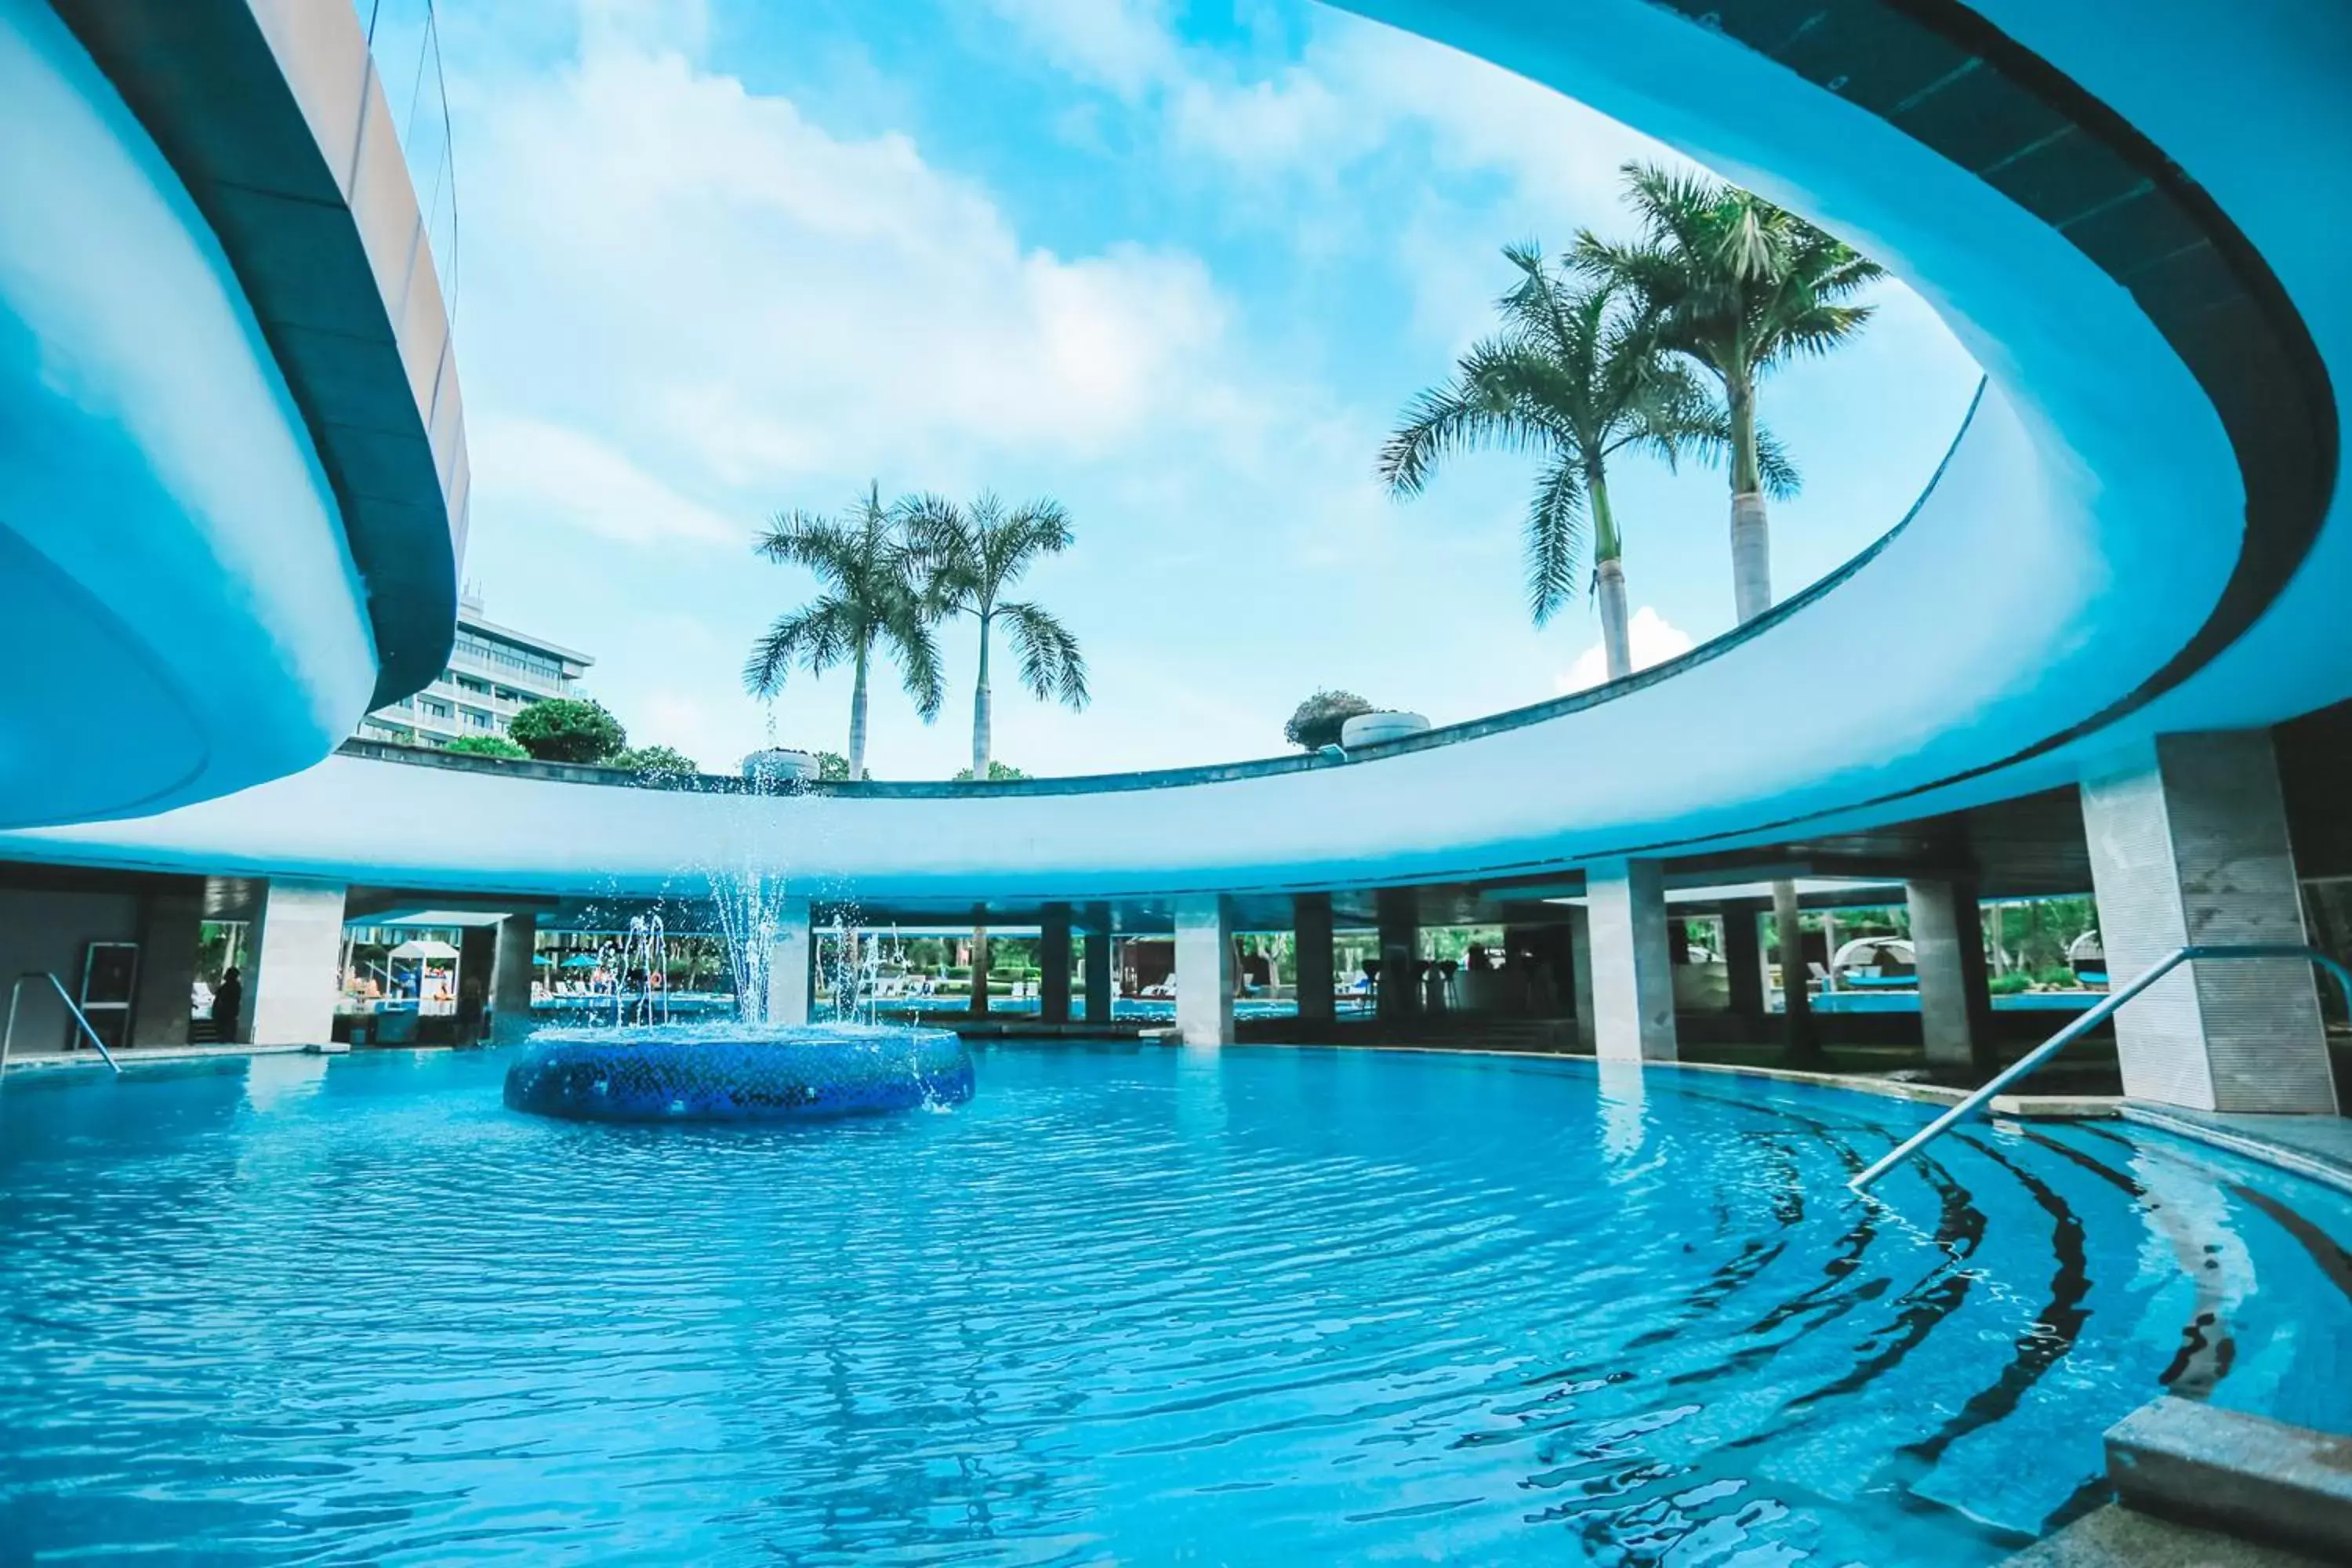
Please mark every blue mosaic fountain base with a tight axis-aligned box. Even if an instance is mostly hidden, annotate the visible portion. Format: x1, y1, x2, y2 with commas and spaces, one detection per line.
503, 1024, 974, 1123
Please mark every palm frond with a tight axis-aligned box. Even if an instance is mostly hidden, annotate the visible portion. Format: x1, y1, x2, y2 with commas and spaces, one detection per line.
1523, 455, 1586, 626
1000, 601, 1091, 710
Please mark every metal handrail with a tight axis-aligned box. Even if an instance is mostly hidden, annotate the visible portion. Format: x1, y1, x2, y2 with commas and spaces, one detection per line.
1849, 943, 2352, 1193
1, 972, 124, 1075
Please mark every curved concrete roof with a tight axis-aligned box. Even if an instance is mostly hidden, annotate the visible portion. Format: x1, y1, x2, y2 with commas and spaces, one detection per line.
0, 0, 463, 828
4, 0, 2346, 905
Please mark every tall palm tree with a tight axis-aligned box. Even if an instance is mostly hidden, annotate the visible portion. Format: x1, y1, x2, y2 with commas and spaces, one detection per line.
1377, 243, 1748, 680
1577, 163, 1883, 623
903, 492, 1090, 777
743, 484, 943, 780
1581, 165, 1882, 1067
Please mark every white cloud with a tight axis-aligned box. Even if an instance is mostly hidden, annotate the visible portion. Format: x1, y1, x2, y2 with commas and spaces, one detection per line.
1555, 607, 1696, 693
470, 415, 740, 546
456, 41, 1238, 506
978, 0, 1176, 97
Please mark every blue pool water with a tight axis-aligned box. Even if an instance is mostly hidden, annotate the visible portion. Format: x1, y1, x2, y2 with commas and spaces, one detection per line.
2, 1044, 2347, 1564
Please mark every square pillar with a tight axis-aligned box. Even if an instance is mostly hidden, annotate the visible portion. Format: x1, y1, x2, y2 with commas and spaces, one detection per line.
248, 880, 347, 1046
458, 924, 496, 1042
968, 926, 991, 1017
2081, 733, 2337, 1112
1376, 887, 1419, 1021
1040, 904, 1073, 1025
130, 881, 203, 1049
766, 895, 813, 1026
1908, 878, 1994, 1074
1174, 895, 1234, 1047
490, 912, 539, 1044
1722, 901, 1767, 1022
1294, 892, 1335, 1022
1587, 858, 1675, 1062
1567, 906, 1596, 1049
1083, 902, 1113, 1026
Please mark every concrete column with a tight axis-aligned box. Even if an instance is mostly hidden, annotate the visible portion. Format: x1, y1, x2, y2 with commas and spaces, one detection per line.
1587, 858, 1676, 1062
1083, 902, 1113, 1026
1723, 901, 1766, 1022
1773, 880, 1818, 1064
2081, 732, 2337, 1112
247, 880, 347, 1046
130, 881, 203, 1048
458, 924, 495, 1042
490, 912, 539, 1044
1908, 878, 1994, 1074
1376, 887, 1419, 1021
765, 895, 813, 1026
1567, 906, 1596, 1050
1039, 904, 1073, 1025
1294, 892, 1335, 1022
1174, 895, 1234, 1047
968, 927, 991, 1016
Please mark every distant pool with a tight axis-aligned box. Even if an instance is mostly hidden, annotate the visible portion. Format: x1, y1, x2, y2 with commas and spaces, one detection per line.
2, 1044, 2346, 1563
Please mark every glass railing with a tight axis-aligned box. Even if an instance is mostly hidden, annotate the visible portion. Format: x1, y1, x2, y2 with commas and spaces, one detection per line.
351, 1, 459, 336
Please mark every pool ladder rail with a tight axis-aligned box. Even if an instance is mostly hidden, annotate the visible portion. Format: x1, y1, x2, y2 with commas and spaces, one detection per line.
0, 971, 123, 1076
1849, 943, 2350, 1193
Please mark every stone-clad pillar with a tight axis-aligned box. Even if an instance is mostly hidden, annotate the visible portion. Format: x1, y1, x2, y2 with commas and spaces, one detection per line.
766, 896, 813, 1026
131, 881, 203, 1048
491, 911, 539, 1044
1587, 858, 1675, 1062
2080, 733, 2337, 1112
1908, 878, 1994, 1074
248, 880, 347, 1045
1039, 904, 1073, 1025
1376, 887, 1419, 1021
1083, 902, 1113, 1026
1174, 895, 1234, 1047
1294, 892, 1334, 1022
1567, 906, 1596, 1049
1722, 901, 1766, 1022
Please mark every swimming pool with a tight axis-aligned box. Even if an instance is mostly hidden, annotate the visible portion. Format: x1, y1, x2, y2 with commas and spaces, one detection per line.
2, 1044, 2346, 1563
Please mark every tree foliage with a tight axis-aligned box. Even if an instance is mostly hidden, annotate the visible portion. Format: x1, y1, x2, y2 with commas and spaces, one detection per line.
615, 744, 699, 779
1380, 245, 1738, 625
902, 490, 1088, 775
1285, 690, 1374, 751
743, 487, 943, 717
815, 751, 851, 781
953, 760, 1032, 782
506, 698, 626, 764
444, 735, 528, 760
1575, 163, 1882, 495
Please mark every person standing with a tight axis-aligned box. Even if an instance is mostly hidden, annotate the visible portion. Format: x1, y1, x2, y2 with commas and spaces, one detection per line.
212, 967, 245, 1044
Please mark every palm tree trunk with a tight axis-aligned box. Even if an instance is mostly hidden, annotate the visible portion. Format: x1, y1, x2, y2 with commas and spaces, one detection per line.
971, 614, 993, 778
1727, 377, 1772, 624
848, 643, 870, 781
1589, 465, 1632, 681
1595, 560, 1632, 681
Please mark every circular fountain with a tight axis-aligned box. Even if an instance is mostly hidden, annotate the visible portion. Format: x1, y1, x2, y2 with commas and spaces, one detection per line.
503, 1022, 974, 1123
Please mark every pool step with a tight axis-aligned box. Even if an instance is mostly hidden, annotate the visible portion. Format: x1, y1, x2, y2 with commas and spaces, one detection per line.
2004, 1504, 2327, 1566
2009, 1398, 2352, 1566
2106, 1398, 2352, 1563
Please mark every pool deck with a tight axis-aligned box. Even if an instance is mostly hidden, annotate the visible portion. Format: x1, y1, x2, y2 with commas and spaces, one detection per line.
0, 1041, 347, 1073
2116, 1103, 2352, 1197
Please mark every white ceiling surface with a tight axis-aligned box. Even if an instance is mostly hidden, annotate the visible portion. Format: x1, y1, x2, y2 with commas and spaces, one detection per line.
2, 0, 2343, 902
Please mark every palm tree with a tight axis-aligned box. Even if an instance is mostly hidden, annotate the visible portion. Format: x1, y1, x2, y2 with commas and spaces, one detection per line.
743, 484, 943, 780
903, 492, 1090, 776
1577, 163, 1882, 623
1377, 244, 1743, 681
1581, 165, 1882, 1069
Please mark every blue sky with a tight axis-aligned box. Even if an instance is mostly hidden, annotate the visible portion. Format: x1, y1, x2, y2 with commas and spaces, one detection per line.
416, 0, 1983, 777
